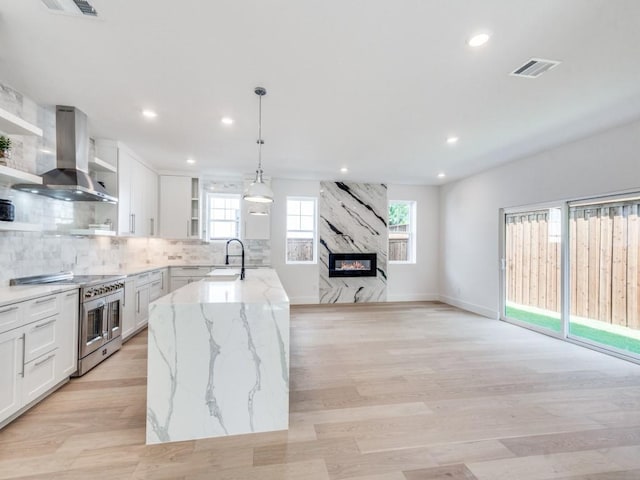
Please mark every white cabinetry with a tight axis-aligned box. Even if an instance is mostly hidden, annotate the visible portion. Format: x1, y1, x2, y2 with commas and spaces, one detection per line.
169, 266, 212, 292
159, 176, 200, 239
0, 327, 23, 421
122, 278, 136, 341
0, 289, 79, 427
57, 291, 79, 379
122, 268, 168, 343
135, 272, 151, 330
95, 140, 158, 237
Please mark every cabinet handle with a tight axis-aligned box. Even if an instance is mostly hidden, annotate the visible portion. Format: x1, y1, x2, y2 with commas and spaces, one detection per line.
19, 333, 26, 377
136, 290, 140, 313
34, 318, 57, 329
34, 353, 56, 367
34, 296, 56, 305
151, 281, 161, 287
150, 218, 155, 236
65, 291, 77, 297
181, 267, 199, 270
0, 305, 19, 314
187, 220, 189, 237
133, 214, 136, 234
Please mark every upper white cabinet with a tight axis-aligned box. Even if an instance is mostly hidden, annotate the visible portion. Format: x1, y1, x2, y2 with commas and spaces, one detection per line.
95, 140, 158, 237
159, 175, 200, 239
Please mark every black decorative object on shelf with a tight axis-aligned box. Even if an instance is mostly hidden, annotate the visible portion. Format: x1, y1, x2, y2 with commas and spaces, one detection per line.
0, 199, 15, 222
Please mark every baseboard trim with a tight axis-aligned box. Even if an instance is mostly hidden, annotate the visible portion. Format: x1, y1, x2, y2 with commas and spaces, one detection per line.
387, 293, 439, 302
439, 295, 498, 319
289, 296, 320, 305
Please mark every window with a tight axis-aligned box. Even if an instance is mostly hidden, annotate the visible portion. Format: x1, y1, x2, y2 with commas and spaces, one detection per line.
286, 197, 317, 263
388, 200, 416, 263
207, 194, 241, 240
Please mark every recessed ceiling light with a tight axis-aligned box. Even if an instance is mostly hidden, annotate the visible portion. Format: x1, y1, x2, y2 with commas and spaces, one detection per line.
340, 167, 348, 173
142, 109, 158, 119
221, 117, 234, 125
186, 158, 196, 164
446, 136, 459, 145
438, 172, 446, 178
468, 33, 490, 47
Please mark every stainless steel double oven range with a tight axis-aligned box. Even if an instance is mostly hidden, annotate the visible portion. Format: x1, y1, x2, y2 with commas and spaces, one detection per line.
11, 272, 126, 376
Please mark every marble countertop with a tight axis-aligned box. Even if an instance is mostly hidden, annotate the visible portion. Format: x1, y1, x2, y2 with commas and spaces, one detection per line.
0, 263, 273, 306
0, 284, 79, 308
152, 268, 289, 305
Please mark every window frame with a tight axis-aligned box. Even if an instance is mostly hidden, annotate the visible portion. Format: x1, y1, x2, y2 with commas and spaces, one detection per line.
388, 200, 417, 264
285, 196, 318, 265
206, 192, 242, 241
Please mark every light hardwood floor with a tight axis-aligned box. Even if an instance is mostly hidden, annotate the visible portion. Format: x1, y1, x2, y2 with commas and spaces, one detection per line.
2, 302, 640, 479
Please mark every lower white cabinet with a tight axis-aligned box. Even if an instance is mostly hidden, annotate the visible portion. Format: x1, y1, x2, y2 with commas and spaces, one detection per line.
122, 268, 170, 342
0, 328, 23, 421
169, 266, 213, 292
23, 349, 58, 405
57, 291, 79, 379
0, 288, 79, 427
135, 283, 150, 330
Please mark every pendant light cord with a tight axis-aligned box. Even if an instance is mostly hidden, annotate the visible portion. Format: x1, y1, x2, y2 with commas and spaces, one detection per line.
257, 92, 263, 172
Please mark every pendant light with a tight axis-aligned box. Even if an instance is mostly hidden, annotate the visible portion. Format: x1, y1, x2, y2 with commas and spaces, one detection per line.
243, 86, 274, 203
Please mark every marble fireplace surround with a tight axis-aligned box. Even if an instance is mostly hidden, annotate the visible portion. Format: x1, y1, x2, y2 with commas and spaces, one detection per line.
319, 181, 388, 303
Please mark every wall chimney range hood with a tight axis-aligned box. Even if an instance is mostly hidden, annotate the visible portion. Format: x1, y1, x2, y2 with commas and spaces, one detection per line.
13, 106, 117, 203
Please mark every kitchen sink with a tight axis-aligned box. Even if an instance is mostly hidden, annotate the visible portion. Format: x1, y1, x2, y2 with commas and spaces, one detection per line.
205, 269, 240, 282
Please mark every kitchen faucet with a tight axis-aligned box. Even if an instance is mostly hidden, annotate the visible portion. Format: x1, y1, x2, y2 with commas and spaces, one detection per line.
225, 238, 245, 280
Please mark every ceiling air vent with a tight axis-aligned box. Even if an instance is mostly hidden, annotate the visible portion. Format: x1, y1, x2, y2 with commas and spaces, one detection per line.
510, 58, 561, 78
40, 0, 97, 17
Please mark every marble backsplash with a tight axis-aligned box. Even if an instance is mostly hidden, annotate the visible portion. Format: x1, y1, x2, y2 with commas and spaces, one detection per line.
0, 232, 270, 286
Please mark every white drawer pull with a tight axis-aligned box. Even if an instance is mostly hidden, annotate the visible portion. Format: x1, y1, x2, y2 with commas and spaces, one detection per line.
34, 353, 56, 367
0, 305, 19, 314
34, 297, 56, 305
65, 291, 78, 297
34, 318, 57, 329
151, 281, 161, 287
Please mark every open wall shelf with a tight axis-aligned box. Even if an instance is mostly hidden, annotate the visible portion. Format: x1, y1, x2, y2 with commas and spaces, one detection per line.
0, 108, 43, 136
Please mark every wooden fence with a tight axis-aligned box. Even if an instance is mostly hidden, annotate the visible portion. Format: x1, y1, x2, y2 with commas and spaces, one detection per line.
389, 224, 409, 261
505, 203, 640, 330
287, 238, 314, 262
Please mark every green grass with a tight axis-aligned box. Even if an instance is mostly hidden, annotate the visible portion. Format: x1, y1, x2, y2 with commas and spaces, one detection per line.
505, 306, 640, 355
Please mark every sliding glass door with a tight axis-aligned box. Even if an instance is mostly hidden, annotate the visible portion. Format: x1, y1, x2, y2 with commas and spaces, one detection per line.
502, 194, 640, 362
568, 198, 640, 356
504, 208, 562, 334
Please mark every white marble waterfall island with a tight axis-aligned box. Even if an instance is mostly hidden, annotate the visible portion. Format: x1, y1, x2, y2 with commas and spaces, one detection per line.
146, 268, 290, 445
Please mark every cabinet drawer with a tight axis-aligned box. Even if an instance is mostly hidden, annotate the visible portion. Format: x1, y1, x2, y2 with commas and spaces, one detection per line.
24, 295, 60, 323
23, 350, 58, 405
150, 269, 162, 282
135, 272, 151, 286
171, 266, 211, 277
149, 280, 163, 301
0, 304, 21, 335
24, 315, 58, 363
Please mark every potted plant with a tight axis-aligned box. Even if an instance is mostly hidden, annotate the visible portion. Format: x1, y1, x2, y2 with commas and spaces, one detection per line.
0, 136, 11, 165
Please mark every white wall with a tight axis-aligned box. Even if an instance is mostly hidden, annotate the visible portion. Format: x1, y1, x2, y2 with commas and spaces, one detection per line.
387, 184, 440, 302
439, 119, 640, 319
271, 178, 321, 304
271, 179, 440, 304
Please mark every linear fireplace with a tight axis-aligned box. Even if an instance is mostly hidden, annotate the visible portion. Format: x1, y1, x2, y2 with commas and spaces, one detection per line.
328, 253, 377, 277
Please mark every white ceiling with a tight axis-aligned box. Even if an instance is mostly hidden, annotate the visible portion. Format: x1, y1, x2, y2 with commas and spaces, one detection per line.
1, 0, 640, 185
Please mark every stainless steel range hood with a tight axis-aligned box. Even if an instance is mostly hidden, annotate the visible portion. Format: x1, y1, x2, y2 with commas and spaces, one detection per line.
13, 106, 118, 203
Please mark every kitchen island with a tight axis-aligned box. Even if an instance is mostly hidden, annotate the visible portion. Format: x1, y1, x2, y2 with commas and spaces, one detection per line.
146, 268, 289, 444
